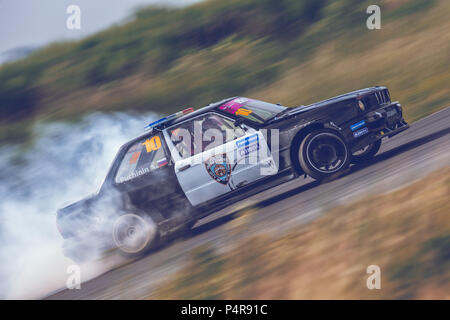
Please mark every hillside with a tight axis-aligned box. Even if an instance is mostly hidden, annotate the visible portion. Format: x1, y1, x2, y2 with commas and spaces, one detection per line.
0, 0, 449, 143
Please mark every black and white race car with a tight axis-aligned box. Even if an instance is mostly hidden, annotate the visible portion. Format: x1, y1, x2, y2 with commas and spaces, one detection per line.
57, 86, 409, 261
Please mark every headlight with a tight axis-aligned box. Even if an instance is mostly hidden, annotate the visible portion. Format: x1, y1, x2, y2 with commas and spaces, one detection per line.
358, 100, 365, 112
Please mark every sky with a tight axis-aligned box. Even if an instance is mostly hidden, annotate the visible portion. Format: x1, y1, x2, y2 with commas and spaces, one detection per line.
0, 0, 201, 62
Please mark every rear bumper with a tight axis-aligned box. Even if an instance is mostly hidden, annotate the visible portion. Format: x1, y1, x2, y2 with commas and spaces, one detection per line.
350, 102, 409, 153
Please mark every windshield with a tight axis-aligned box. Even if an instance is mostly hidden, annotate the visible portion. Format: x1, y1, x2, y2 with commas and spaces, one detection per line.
217, 97, 286, 124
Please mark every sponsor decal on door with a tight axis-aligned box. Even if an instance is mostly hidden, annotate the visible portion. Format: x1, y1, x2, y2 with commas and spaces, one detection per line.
204, 153, 232, 185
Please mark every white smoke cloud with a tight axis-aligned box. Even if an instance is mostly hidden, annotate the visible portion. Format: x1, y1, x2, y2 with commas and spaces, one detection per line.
0, 111, 157, 299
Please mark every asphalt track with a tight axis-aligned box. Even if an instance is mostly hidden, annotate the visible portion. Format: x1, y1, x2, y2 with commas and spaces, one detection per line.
48, 107, 450, 299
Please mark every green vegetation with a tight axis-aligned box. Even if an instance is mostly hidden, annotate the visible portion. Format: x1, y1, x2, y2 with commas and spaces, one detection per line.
0, 0, 449, 144
153, 167, 450, 299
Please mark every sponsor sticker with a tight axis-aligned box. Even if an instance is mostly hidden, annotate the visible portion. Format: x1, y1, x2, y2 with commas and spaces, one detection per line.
129, 151, 141, 164
142, 136, 161, 153
350, 120, 366, 131
118, 167, 150, 183
239, 142, 259, 157
235, 108, 253, 116
157, 158, 168, 167
219, 98, 251, 116
236, 133, 259, 148
204, 153, 231, 185
353, 127, 369, 138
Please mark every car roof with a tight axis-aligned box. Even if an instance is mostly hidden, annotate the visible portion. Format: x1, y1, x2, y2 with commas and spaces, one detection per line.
169, 96, 236, 127
124, 96, 236, 146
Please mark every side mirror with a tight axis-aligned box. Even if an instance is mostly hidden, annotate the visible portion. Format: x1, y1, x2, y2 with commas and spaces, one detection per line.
234, 118, 247, 131
234, 117, 244, 126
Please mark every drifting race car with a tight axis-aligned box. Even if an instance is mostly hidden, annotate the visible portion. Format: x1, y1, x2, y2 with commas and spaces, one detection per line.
57, 86, 409, 261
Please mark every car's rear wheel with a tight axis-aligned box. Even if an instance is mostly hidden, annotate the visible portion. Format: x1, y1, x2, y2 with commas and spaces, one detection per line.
351, 139, 381, 164
298, 129, 350, 180
112, 213, 158, 258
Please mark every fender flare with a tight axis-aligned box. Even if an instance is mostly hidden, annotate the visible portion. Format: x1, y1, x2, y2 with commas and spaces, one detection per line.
289, 121, 345, 174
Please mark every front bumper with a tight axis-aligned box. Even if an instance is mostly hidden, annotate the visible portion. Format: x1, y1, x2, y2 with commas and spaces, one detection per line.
350, 102, 409, 153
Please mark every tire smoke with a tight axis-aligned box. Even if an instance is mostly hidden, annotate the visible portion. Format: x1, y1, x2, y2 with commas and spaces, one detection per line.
0, 112, 156, 299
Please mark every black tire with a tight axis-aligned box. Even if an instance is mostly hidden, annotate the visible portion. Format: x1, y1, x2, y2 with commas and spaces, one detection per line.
351, 139, 381, 164
298, 129, 350, 180
112, 213, 159, 259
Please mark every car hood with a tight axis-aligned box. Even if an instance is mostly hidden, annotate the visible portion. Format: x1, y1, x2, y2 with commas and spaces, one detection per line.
274, 87, 380, 119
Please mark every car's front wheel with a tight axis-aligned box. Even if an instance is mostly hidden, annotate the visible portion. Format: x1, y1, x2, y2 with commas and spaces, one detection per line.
298, 129, 350, 180
112, 213, 158, 258
351, 140, 381, 164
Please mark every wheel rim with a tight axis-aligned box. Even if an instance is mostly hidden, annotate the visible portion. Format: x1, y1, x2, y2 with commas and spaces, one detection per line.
304, 133, 348, 173
112, 214, 156, 254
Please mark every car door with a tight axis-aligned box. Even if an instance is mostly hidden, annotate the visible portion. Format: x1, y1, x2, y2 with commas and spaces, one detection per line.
163, 112, 278, 206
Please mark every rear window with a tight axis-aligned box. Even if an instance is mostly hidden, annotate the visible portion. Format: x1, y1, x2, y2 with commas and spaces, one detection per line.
115, 135, 168, 184
217, 97, 285, 124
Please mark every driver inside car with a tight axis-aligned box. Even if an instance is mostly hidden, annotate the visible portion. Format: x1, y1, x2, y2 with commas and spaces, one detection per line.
201, 115, 231, 152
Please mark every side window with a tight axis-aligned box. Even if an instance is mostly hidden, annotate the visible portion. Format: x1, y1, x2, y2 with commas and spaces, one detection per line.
202, 114, 245, 152
115, 135, 168, 184
168, 113, 246, 159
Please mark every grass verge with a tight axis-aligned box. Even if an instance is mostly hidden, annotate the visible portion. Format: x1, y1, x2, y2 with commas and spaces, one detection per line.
152, 167, 450, 299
